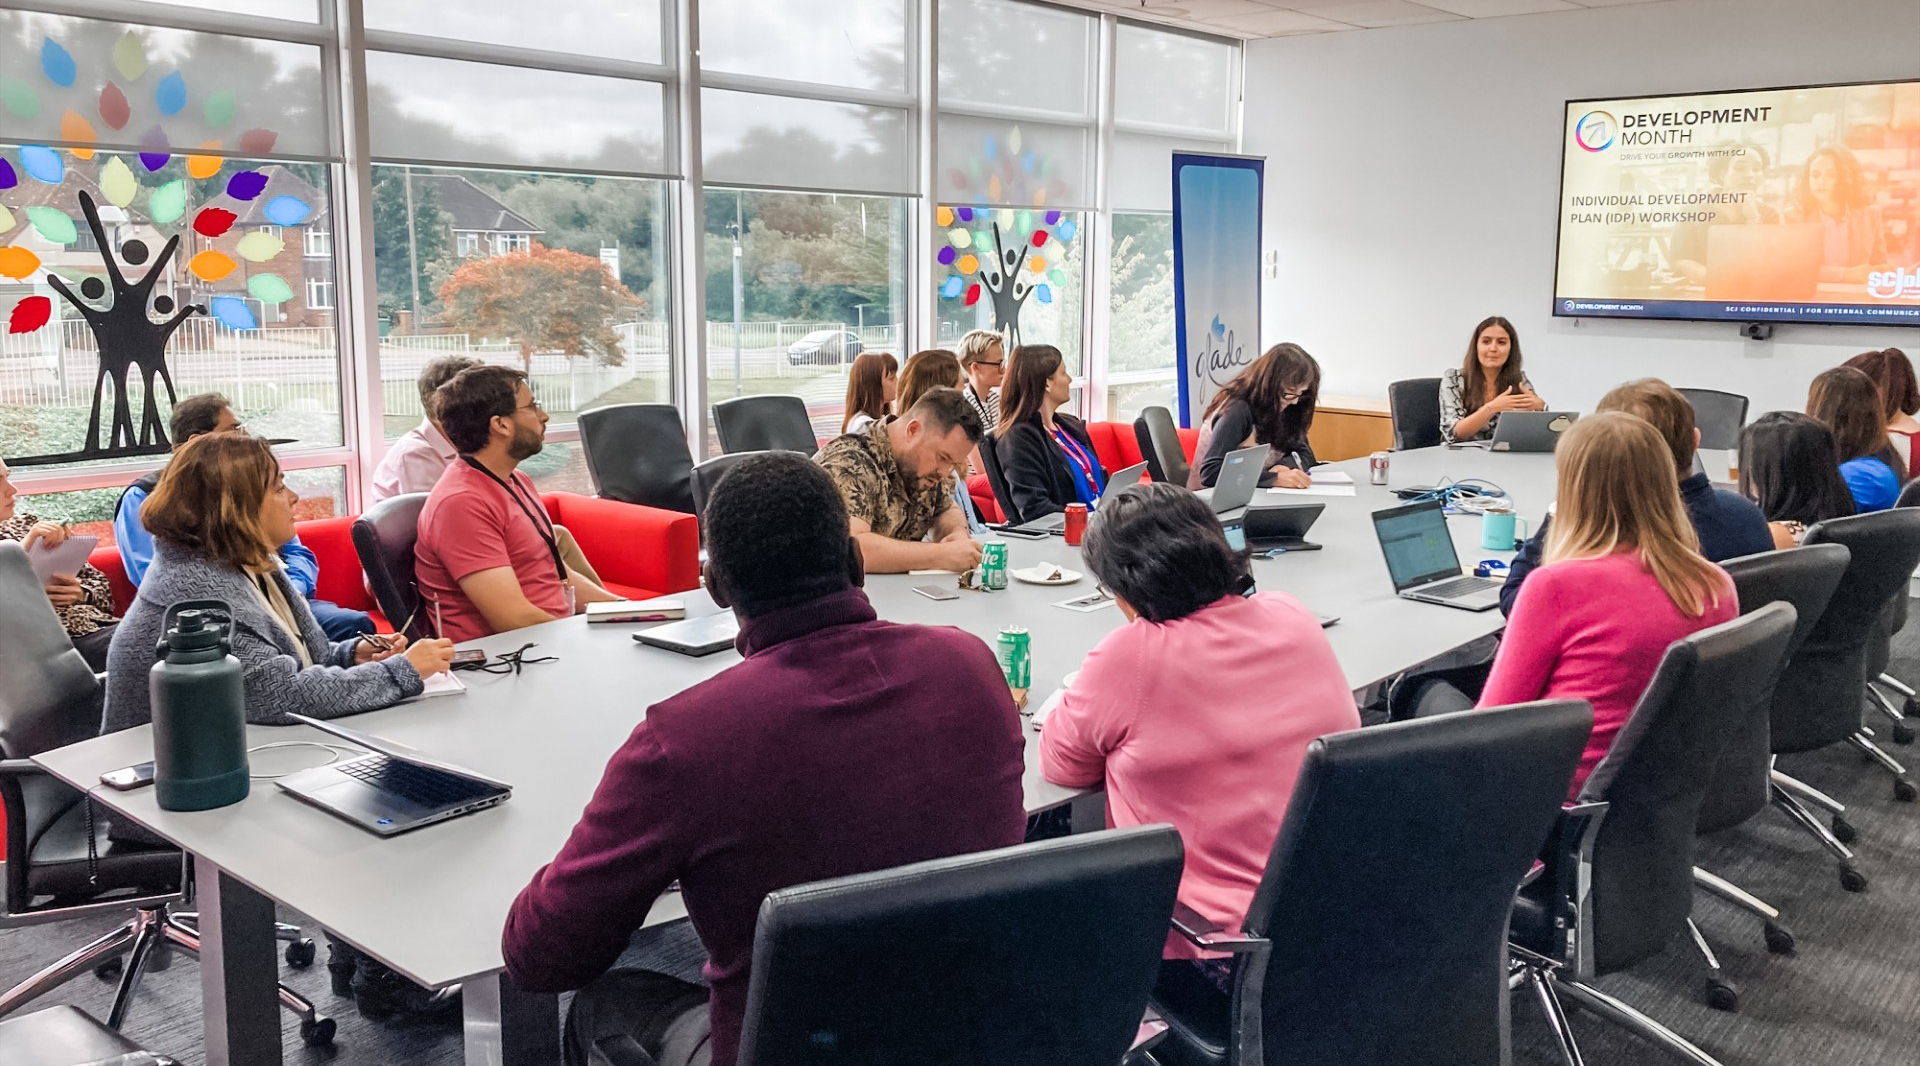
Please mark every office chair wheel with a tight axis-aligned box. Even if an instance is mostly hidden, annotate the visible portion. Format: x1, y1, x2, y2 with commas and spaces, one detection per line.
94, 957, 123, 981
1895, 722, 1917, 746
300, 1017, 336, 1047
1764, 920, 1796, 955
1704, 977, 1739, 1013
1905, 695, 1919, 718
1831, 815, 1857, 844
285, 938, 317, 968
1896, 778, 1917, 803
1839, 864, 1868, 893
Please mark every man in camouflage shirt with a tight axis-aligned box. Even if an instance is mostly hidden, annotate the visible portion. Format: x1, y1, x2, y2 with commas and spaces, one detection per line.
814, 388, 985, 574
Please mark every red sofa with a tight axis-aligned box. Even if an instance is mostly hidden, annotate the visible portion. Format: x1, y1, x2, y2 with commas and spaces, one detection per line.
968, 419, 1200, 523
84, 491, 702, 625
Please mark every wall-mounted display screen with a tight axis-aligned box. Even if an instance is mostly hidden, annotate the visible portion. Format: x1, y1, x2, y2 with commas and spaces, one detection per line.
1555, 80, 1920, 326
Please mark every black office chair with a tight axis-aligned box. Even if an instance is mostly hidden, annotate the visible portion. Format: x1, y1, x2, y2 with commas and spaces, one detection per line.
578, 403, 696, 514
0, 544, 333, 1045
1135, 405, 1192, 486
352, 492, 429, 641
1675, 388, 1749, 452
1387, 377, 1444, 451
0, 1004, 179, 1065
1147, 700, 1591, 1066
1863, 478, 1920, 739
713, 395, 818, 456
977, 430, 1024, 525
1515, 604, 1796, 1062
691, 451, 766, 521
1698, 546, 1848, 955
715, 826, 1183, 1066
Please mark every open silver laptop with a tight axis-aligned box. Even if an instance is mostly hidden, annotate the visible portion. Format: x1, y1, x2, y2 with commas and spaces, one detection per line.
1371, 500, 1502, 611
277, 713, 511, 836
1010, 461, 1149, 534
1490, 411, 1579, 453
1194, 445, 1268, 517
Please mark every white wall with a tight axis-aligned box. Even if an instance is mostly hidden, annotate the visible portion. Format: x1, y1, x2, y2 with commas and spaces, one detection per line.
1243, 0, 1920, 416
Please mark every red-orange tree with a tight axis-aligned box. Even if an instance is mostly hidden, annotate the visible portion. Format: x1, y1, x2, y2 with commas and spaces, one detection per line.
437, 245, 641, 368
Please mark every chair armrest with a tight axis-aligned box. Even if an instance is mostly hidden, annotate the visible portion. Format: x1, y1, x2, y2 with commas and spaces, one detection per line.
543, 492, 701, 595
592, 1035, 661, 1066
1170, 901, 1270, 952
1128, 1009, 1170, 1060
0, 757, 48, 779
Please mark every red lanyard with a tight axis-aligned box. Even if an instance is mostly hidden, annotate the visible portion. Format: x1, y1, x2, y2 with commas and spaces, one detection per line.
1052, 426, 1098, 486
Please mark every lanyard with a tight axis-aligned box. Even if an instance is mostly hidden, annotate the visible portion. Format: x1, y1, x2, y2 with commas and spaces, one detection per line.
461, 456, 567, 584
1051, 425, 1101, 492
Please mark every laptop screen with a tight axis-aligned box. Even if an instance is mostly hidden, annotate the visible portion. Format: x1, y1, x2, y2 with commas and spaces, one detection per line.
1372, 502, 1463, 591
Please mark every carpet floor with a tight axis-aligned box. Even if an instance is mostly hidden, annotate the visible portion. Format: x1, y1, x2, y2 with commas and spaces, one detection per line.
6, 636, 1920, 1065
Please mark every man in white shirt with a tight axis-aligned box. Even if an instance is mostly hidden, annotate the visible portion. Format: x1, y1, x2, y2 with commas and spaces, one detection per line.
369, 355, 483, 504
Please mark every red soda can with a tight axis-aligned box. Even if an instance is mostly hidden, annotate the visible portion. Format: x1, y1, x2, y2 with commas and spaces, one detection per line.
1063, 503, 1089, 546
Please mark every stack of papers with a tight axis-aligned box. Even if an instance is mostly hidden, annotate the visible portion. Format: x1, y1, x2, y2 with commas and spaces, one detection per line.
1268, 470, 1357, 498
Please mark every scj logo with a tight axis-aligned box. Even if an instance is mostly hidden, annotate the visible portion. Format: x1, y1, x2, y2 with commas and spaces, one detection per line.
1575, 111, 1617, 153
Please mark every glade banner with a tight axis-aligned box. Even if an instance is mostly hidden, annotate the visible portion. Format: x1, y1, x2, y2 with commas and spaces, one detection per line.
1173, 153, 1265, 427
1555, 80, 1920, 325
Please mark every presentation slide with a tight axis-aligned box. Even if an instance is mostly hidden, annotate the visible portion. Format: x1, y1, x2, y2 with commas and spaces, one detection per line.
1555, 81, 1920, 326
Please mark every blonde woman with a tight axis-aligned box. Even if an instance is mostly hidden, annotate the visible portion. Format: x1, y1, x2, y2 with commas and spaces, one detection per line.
1478, 411, 1737, 796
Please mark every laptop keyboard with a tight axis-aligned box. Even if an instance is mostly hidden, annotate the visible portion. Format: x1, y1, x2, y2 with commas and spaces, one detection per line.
1421, 575, 1501, 599
336, 755, 493, 808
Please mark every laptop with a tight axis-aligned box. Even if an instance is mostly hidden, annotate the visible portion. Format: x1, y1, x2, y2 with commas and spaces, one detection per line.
1007, 461, 1149, 534
1489, 411, 1579, 453
276, 713, 512, 836
1193, 445, 1268, 517
1221, 503, 1325, 551
1371, 500, 1503, 611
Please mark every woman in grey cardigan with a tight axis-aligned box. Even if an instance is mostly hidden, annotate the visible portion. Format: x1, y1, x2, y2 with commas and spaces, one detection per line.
104, 432, 453, 734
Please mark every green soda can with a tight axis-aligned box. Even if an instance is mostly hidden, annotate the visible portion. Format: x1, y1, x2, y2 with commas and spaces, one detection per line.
996, 625, 1031, 690
981, 542, 1009, 590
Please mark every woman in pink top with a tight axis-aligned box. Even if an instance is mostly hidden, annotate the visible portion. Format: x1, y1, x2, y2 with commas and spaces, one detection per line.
1039, 482, 1361, 971
1479, 412, 1739, 796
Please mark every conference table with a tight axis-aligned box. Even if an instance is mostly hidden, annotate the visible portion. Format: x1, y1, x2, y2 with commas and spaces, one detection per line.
33, 445, 1556, 1066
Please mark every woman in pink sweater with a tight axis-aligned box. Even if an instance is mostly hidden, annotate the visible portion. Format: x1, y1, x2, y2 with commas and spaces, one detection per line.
1480, 411, 1739, 796
1040, 483, 1360, 969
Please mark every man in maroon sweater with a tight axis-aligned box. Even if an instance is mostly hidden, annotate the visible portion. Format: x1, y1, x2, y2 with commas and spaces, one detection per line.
502, 452, 1028, 1066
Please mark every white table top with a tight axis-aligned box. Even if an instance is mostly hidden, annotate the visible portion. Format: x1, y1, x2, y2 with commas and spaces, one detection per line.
33, 446, 1557, 990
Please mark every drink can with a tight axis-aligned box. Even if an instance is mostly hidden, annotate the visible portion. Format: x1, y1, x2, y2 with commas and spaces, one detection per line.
995, 626, 1031, 690
981, 541, 1009, 590
1369, 450, 1390, 486
1063, 503, 1089, 546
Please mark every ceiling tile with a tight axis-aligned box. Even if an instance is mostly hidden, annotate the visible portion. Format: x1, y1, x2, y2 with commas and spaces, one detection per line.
1204, 8, 1358, 32
1419, 0, 1578, 15
1159, 0, 1273, 18
1294, 1, 1464, 27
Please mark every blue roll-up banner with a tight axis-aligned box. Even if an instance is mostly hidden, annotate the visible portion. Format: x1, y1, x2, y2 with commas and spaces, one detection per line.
1172, 152, 1265, 428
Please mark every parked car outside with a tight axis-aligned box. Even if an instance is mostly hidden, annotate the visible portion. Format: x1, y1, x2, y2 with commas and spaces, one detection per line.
786, 329, 863, 366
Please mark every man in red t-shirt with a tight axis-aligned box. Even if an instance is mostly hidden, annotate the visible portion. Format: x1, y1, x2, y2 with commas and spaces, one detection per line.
415, 366, 616, 642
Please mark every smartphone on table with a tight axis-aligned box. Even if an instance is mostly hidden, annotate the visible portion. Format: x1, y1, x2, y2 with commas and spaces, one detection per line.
100, 761, 156, 791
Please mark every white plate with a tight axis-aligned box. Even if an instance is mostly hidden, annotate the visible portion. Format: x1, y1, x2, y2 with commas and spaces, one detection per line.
1011, 565, 1082, 586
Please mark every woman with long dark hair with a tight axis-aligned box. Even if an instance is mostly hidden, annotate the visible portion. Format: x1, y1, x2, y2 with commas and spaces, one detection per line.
1807, 365, 1906, 512
840, 351, 898, 435
1842, 347, 1920, 473
993, 344, 1108, 521
1189, 342, 1321, 490
1439, 316, 1546, 443
1739, 412, 1857, 548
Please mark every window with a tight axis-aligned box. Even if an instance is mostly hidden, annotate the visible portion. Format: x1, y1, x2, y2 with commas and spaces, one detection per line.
703, 187, 906, 455
305, 228, 332, 258
1106, 212, 1177, 421
934, 206, 1085, 375
306, 277, 335, 309
371, 165, 672, 440
257, 225, 283, 240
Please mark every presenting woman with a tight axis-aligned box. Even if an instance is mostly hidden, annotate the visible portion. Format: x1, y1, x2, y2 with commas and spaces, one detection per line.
1041, 482, 1359, 978
1789, 146, 1891, 285
994, 344, 1108, 521
0, 458, 118, 671
1439, 316, 1546, 443
1842, 348, 1920, 474
1189, 342, 1322, 490
840, 352, 898, 435
1738, 412, 1857, 548
1807, 365, 1905, 512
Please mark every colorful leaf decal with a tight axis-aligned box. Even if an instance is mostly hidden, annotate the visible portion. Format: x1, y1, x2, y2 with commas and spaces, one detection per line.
964, 284, 981, 307
936, 246, 956, 266
262, 195, 311, 226
26, 207, 77, 245
0, 157, 14, 190
248, 273, 294, 304
61, 110, 97, 159
148, 180, 187, 224
209, 296, 256, 330
1044, 210, 1061, 226
1035, 284, 1053, 305
98, 82, 131, 130
40, 39, 76, 88
238, 128, 278, 155
194, 207, 237, 238
936, 206, 955, 227
956, 253, 979, 275
1055, 219, 1078, 242
0, 78, 38, 121
956, 207, 974, 222
947, 228, 972, 250
155, 72, 187, 116
1028, 255, 1047, 274
235, 230, 284, 262
19, 145, 63, 184
0, 204, 11, 230
1030, 229, 1048, 248
225, 170, 268, 201
189, 250, 238, 281
9, 296, 52, 334
940, 275, 964, 298
112, 31, 148, 82
204, 90, 237, 128
0, 246, 41, 281
100, 156, 138, 208
188, 141, 224, 180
